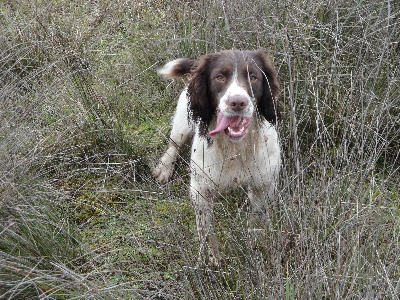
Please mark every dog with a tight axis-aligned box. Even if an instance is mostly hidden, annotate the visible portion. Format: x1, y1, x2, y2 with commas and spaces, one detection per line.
153, 49, 281, 265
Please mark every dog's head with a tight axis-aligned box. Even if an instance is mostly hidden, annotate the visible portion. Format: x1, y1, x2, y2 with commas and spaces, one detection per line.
187, 49, 279, 141
158, 49, 279, 142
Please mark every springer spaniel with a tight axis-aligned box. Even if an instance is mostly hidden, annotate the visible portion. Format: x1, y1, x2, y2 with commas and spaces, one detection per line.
153, 49, 280, 265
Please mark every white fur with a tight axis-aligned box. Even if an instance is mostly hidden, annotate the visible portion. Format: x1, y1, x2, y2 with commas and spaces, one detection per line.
219, 74, 254, 118
153, 88, 280, 265
152, 90, 194, 184
156, 58, 186, 79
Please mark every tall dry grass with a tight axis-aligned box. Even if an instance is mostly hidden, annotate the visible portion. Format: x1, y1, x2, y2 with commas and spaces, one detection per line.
1, 0, 398, 299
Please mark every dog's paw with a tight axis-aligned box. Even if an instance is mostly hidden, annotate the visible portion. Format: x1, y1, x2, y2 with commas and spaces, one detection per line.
152, 161, 174, 184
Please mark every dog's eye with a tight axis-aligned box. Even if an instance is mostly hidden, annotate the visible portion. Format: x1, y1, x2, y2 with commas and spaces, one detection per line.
215, 74, 226, 82
249, 74, 258, 82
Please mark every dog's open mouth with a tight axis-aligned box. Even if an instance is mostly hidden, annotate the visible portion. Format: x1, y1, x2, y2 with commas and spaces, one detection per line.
209, 111, 252, 140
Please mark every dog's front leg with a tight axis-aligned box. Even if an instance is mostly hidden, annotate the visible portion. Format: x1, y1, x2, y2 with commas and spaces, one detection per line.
153, 91, 193, 184
191, 186, 220, 266
246, 185, 277, 249
247, 186, 271, 229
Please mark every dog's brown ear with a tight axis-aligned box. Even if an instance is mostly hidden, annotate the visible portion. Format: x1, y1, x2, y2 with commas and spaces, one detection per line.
254, 49, 280, 124
187, 55, 216, 135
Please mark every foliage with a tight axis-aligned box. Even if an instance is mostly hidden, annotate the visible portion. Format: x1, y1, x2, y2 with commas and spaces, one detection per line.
1, 0, 398, 298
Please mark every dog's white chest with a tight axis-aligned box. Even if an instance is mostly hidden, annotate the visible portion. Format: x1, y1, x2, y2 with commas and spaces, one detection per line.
190, 125, 280, 189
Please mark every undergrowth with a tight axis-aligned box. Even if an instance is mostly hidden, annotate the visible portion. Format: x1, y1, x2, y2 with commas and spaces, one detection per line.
1, 0, 399, 299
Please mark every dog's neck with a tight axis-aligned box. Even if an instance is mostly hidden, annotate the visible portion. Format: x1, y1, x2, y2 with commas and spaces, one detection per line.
206, 119, 263, 160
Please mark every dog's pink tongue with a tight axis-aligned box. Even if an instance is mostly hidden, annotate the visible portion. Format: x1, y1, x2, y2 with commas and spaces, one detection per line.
209, 112, 238, 137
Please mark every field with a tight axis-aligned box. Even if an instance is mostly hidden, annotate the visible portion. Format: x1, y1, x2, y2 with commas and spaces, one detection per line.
1, 0, 399, 299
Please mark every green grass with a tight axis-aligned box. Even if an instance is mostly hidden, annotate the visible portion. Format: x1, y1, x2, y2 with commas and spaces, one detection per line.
1, 0, 399, 299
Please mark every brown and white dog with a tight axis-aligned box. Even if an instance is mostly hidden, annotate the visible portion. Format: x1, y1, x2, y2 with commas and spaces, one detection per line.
153, 49, 281, 265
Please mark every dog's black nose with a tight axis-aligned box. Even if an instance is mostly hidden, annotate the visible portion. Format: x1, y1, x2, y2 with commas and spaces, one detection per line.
228, 96, 248, 111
